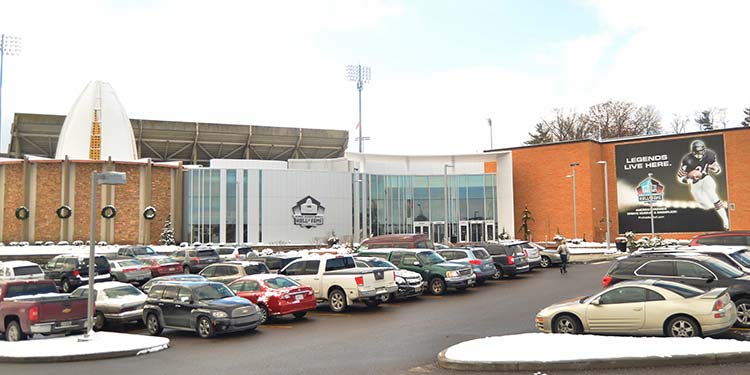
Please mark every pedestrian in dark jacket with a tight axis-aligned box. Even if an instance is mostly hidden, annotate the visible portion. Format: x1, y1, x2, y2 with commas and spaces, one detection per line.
556, 238, 570, 274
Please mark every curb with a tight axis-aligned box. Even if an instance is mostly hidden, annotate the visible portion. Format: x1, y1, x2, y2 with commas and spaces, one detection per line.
437, 349, 750, 372
0, 342, 169, 363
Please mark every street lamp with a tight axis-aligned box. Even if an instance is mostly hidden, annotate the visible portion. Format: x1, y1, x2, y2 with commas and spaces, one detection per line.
346, 64, 371, 153
566, 162, 580, 239
0, 34, 22, 154
81, 171, 126, 341
443, 164, 454, 244
487, 118, 493, 149
597, 161, 610, 251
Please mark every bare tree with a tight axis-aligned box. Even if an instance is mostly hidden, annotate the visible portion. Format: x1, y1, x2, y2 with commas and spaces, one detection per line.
525, 109, 591, 145
742, 107, 750, 127
670, 114, 690, 134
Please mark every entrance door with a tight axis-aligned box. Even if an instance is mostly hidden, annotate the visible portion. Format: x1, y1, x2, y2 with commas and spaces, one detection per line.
459, 221, 469, 243
432, 222, 445, 244
414, 222, 430, 237
470, 221, 484, 242
485, 221, 495, 242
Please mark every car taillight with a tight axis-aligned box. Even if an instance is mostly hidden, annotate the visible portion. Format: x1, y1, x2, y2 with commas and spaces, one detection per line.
192, 257, 200, 263
602, 275, 612, 288
235, 253, 240, 259
392, 271, 396, 280
73, 270, 80, 277
507, 255, 515, 265
469, 260, 481, 265
524, 249, 529, 257
29, 306, 39, 322
355, 276, 364, 287
713, 299, 724, 311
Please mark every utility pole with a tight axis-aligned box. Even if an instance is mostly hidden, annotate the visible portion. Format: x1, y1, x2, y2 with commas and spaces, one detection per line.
443, 164, 454, 244
597, 161, 610, 250
566, 162, 580, 239
346, 65, 371, 153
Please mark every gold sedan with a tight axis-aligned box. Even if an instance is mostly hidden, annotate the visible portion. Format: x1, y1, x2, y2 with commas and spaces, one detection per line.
535, 279, 736, 337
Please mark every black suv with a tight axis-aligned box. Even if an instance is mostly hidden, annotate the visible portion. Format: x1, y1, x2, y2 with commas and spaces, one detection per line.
605, 252, 750, 327
142, 281, 262, 338
479, 242, 529, 279
246, 254, 301, 272
43, 254, 112, 292
170, 248, 220, 274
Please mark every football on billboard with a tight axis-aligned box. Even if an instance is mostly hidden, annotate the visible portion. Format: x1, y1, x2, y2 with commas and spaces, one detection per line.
687, 170, 702, 181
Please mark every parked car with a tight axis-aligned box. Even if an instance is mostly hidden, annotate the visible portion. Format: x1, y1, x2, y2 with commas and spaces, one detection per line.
517, 241, 542, 269
0, 279, 88, 341
357, 234, 434, 251
117, 245, 158, 258
228, 274, 316, 323
70, 281, 147, 331
536, 279, 735, 337
278, 255, 397, 312
357, 249, 475, 295
604, 252, 750, 327
141, 274, 206, 294
482, 242, 530, 278
690, 231, 750, 246
138, 256, 184, 277
170, 247, 220, 274
0, 261, 45, 281
109, 259, 152, 285
436, 248, 497, 284
142, 281, 262, 338
354, 256, 424, 301
246, 253, 301, 272
199, 261, 270, 284
529, 242, 562, 268
636, 246, 750, 274
43, 254, 112, 293
215, 246, 254, 261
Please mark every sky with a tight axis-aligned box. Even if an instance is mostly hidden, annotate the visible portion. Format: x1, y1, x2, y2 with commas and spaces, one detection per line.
1, 0, 749, 155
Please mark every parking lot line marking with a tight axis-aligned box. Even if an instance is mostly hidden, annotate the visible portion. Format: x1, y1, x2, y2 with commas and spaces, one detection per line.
308, 312, 352, 317
731, 328, 750, 331
381, 304, 401, 307
262, 325, 293, 329
591, 261, 610, 265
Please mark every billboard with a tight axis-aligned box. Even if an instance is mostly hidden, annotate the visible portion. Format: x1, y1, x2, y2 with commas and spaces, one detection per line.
615, 135, 729, 233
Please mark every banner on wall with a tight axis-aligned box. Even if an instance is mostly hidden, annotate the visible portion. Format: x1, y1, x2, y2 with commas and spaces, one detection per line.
615, 135, 729, 233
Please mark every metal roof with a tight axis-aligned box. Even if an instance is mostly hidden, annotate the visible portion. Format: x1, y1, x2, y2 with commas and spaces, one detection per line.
9, 113, 349, 165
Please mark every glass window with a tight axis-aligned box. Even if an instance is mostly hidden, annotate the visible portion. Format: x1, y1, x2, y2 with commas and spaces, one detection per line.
194, 284, 234, 300
653, 281, 704, 298
224, 266, 239, 275
229, 282, 245, 293
163, 286, 178, 300
149, 285, 166, 299
675, 261, 714, 278
282, 262, 304, 276
244, 263, 269, 275
599, 287, 648, 304
201, 266, 217, 277
303, 261, 320, 275
417, 251, 445, 265
265, 276, 299, 289
390, 252, 403, 264
5, 283, 58, 298
702, 257, 744, 278
402, 254, 418, 265
325, 257, 355, 271
245, 280, 261, 292
12, 265, 42, 276
697, 237, 725, 245
472, 249, 490, 259
177, 288, 192, 303
637, 261, 675, 276
730, 250, 750, 267
104, 285, 142, 299
647, 290, 665, 301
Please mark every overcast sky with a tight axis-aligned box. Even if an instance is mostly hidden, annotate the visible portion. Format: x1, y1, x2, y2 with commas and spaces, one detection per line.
1, 0, 749, 155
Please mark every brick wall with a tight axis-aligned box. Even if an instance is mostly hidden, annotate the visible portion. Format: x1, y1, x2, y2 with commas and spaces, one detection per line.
3, 163, 24, 242
72, 162, 106, 241
33, 162, 64, 242
112, 164, 141, 244
149, 168, 173, 244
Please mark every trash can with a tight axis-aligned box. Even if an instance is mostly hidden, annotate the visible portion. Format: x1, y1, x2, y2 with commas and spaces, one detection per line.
615, 237, 627, 252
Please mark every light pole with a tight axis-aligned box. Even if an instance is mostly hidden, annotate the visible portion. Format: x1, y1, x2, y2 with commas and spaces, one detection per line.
487, 118, 493, 149
597, 161, 610, 251
81, 171, 126, 341
346, 65, 371, 153
566, 162, 580, 239
443, 164, 454, 244
0, 34, 21, 154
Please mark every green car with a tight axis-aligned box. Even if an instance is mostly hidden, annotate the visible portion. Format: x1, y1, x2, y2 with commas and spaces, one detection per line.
356, 249, 475, 295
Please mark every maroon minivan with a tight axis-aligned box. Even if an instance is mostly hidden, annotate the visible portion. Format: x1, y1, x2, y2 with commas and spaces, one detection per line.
357, 234, 434, 251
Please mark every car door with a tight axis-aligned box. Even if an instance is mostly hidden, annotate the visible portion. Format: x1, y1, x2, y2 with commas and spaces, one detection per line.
160, 286, 180, 327
230, 281, 257, 304
45, 256, 61, 283
279, 261, 305, 283
219, 265, 240, 284
674, 261, 717, 289
399, 253, 427, 279
174, 287, 195, 328
297, 260, 322, 295
586, 287, 647, 333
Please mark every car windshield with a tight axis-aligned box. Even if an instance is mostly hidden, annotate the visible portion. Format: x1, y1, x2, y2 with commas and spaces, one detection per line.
367, 259, 396, 269
730, 250, 750, 268
12, 265, 43, 276
217, 248, 235, 255
104, 285, 143, 299
265, 277, 299, 289
702, 257, 745, 278
417, 251, 445, 265
197, 250, 217, 257
194, 284, 234, 300
509, 245, 525, 256
5, 283, 57, 298
472, 249, 490, 259
117, 260, 141, 267
133, 247, 155, 255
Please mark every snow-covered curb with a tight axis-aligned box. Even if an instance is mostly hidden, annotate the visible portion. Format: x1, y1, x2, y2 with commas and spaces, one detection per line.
0, 332, 169, 363
439, 333, 750, 371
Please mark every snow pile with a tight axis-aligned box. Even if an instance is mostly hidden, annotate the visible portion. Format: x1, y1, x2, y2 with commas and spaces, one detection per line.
444, 333, 750, 362
0, 332, 168, 359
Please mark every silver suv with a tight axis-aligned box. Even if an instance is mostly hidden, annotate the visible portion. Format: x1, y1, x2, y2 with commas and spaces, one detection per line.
437, 248, 497, 284
517, 241, 543, 269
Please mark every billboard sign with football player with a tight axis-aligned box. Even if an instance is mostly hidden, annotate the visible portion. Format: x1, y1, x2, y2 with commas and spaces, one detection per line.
615, 135, 729, 233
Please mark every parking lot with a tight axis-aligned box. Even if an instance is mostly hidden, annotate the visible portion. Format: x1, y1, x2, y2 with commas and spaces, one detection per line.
3, 261, 748, 375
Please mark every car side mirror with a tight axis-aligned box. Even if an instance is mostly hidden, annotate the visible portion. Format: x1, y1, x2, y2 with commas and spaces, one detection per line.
591, 298, 601, 306
413, 261, 421, 267
705, 275, 716, 283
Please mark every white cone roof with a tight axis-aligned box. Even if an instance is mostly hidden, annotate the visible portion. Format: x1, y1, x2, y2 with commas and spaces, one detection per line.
55, 81, 138, 161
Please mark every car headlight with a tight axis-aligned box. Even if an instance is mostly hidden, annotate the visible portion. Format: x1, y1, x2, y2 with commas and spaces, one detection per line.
446, 270, 460, 278
212, 311, 228, 318
395, 277, 405, 284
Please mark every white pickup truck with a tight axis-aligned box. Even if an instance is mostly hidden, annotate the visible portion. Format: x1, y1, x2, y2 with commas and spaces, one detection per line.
278, 255, 398, 313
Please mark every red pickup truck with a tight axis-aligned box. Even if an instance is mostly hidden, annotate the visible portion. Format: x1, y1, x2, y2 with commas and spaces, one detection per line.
0, 279, 88, 341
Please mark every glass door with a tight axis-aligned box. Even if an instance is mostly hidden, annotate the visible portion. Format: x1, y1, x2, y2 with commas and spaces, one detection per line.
459, 221, 469, 243
485, 221, 495, 242
414, 222, 430, 237
470, 221, 484, 242
432, 222, 445, 244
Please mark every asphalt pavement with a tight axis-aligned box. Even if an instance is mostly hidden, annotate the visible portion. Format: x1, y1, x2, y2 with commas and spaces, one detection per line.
7, 262, 750, 375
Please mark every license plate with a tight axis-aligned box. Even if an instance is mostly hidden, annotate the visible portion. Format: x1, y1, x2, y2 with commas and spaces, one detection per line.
295, 294, 303, 301
168, 268, 175, 271
60, 321, 73, 327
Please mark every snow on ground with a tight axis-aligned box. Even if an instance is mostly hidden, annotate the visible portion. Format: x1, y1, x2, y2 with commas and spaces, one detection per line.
0, 332, 168, 359
444, 333, 750, 362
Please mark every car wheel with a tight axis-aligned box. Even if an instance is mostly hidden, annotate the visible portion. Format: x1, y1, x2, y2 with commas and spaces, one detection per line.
94, 311, 106, 331
491, 268, 503, 280
258, 304, 269, 324
183, 266, 191, 274
293, 311, 307, 320
666, 316, 702, 337
196, 316, 215, 338
145, 313, 163, 336
540, 256, 551, 268
5, 320, 26, 342
380, 293, 394, 303
429, 278, 446, 295
363, 298, 381, 308
735, 299, 750, 328
61, 278, 72, 293
553, 314, 582, 334
328, 288, 348, 313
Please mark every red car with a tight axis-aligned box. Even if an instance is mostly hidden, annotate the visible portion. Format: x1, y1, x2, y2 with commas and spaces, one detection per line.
690, 231, 750, 246
137, 256, 183, 277
228, 274, 316, 324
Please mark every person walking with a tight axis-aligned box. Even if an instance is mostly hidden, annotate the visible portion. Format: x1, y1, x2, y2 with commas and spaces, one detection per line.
556, 238, 570, 274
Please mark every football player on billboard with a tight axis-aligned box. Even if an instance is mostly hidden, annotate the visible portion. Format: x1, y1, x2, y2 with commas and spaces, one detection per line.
677, 140, 729, 230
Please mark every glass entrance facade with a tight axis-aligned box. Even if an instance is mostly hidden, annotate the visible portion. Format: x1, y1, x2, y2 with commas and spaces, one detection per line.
367, 174, 497, 242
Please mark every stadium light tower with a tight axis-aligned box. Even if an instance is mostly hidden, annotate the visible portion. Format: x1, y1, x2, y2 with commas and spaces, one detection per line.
346, 64, 371, 153
0, 34, 22, 154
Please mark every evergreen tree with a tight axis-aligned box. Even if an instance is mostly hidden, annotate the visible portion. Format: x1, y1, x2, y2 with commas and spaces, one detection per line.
159, 214, 175, 245
518, 205, 534, 241
742, 107, 750, 127
695, 110, 714, 131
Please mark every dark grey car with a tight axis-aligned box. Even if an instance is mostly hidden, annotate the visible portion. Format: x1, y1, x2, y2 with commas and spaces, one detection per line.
170, 248, 220, 274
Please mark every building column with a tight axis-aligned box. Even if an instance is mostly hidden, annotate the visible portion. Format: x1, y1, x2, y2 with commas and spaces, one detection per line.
173, 165, 183, 243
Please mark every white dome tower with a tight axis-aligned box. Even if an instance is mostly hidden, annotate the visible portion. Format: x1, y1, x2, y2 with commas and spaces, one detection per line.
55, 81, 138, 160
